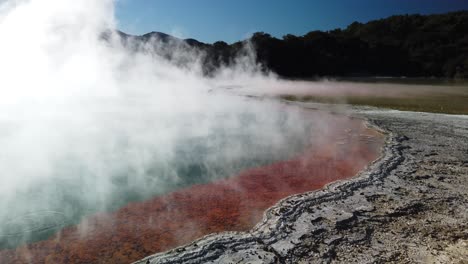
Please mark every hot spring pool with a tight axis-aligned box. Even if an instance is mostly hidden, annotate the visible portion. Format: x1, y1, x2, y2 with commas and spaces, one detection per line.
0, 100, 317, 249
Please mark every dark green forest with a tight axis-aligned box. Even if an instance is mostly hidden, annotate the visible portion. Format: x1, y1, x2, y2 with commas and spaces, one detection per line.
121, 11, 468, 79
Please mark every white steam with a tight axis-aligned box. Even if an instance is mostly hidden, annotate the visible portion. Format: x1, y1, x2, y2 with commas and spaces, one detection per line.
0, 0, 324, 247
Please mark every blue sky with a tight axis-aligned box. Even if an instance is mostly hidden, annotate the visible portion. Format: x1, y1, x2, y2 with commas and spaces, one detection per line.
115, 0, 468, 43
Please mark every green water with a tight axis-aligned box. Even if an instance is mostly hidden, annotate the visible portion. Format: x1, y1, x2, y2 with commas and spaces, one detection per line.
0, 106, 315, 249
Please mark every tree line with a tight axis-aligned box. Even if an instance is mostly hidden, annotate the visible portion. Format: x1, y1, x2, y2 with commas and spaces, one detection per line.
206, 11, 468, 79
122, 11, 468, 79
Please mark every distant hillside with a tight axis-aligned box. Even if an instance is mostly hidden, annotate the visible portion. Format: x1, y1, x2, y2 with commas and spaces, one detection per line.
119, 11, 468, 79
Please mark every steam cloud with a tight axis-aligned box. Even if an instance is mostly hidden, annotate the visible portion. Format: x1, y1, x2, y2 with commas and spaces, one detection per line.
0, 0, 327, 248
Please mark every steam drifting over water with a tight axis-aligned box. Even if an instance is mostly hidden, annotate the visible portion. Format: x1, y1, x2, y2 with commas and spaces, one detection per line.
0, 0, 335, 249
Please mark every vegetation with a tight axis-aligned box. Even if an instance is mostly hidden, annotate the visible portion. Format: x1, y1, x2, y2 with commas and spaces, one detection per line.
120, 11, 468, 79
126, 11, 466, 79
239, 11, 468, 79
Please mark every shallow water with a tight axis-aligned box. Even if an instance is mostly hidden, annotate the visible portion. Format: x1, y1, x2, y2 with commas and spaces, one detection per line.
0, 99, 316, 249
0, 104, 384, 264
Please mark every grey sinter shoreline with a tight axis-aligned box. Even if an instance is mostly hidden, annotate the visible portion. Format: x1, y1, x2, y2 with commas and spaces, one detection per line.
136, 103, 468, 264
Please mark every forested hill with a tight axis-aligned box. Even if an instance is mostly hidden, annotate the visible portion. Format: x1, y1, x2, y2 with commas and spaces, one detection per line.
247, 11, 468, 79
120, 11, 468, 79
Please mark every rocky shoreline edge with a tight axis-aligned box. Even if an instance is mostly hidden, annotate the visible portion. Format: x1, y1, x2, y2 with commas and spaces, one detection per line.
136, 106, 468, 264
